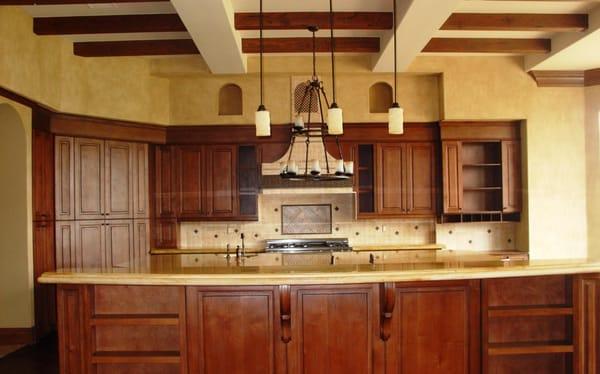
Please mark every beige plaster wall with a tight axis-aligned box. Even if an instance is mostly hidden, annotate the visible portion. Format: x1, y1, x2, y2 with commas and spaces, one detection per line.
586, 85, 600, 258
0, 101, 34, 328
0, 7, 170, 124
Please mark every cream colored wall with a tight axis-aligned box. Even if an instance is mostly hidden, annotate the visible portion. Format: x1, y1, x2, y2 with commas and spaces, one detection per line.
0, 7, 170, 125
586, 85, 600, 258
0, 102, 34, 328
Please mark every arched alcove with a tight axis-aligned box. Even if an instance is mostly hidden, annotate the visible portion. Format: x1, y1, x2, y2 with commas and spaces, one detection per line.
0, 103, 33, 328
369, 82, 393, 113
218, 84, 243, 115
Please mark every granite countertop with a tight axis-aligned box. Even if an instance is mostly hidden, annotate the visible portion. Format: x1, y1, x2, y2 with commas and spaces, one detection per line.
150, 244, 445, 255
38, 253, 600, 286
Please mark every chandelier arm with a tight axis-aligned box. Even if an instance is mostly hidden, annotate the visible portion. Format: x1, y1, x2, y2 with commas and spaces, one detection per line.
316, 87, 330, 174
286, 134, 296, 167
307, 87, 314, 130
335, 137, 344, 164
304, 136, 310, 176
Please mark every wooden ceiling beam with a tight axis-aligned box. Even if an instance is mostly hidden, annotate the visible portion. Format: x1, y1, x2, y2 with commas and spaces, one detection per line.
73, 39, 198, 57
422, 38, 551, 54
529, 70, 585, 87
34, 14, 186, 35
235, 12, 393, 30
442, 13, 588, 32
585, 69, 600, 86
242, 37, 380, 53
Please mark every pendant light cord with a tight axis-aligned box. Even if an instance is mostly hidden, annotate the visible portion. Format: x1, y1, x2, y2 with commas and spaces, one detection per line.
259, 0, 264, 106
329, 0, 336, 104
393, 0, 397, 104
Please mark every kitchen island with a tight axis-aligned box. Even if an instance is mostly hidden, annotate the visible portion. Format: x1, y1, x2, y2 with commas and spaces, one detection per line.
40, 254, 600, 374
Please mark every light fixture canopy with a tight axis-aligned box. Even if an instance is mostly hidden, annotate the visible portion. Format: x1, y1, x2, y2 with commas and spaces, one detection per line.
388, 0, 404, 135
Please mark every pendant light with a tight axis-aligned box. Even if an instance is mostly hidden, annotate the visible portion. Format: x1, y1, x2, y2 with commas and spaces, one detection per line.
326, 0, 343, 135
255, 0, 271, 137
388, 0, 404, 135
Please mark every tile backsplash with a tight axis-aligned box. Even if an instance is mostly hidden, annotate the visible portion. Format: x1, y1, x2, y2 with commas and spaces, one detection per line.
178, 192, 518, 252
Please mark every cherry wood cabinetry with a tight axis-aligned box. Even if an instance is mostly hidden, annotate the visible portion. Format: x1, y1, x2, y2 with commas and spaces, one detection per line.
55, 136, 75, 221
501, 141, 521, 213
33, 129, 55, 221
574, 274, 600, 374
186, 286, 281, 374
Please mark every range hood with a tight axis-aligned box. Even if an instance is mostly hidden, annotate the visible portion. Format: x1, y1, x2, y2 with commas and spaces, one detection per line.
260, 136, 354, 194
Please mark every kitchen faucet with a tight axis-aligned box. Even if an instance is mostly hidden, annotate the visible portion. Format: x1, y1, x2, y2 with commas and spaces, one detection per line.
240, 233, 245, 257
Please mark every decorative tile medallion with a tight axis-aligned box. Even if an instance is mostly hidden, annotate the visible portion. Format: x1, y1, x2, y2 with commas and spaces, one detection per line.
281, 204, 332, 235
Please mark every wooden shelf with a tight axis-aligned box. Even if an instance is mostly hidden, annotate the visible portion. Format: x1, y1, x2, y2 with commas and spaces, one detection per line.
463, 163, 501, 167
91, 314, 179, 326
463, 187, 502, 191
488, 342, 573, 356
488, 306, 573, 318
92, 351, 181, 364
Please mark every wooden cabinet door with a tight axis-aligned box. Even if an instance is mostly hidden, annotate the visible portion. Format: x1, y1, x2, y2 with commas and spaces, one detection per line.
104, 220, 134, 268
154, 218, 178, 249
288, 284, 381, 374
133, 219, 150, 266
386, 280, 480, 374
75, 220, 105, 268
155, 145, 177, 218
377, 144, 405, 215
405, 143, 436, 215
133, 143, 150, 219
55, 136, 75, 221
33, 129, 54, 221
206, 145, 237, 217
34, 220, 56, 337
74, 138, 105, 220
443, 141, 463, 213
501, 141, 521, 213
175, 145, 205, 218
186, 286, 280, 374
104, 141, 134, 219
55, 221, 76, 269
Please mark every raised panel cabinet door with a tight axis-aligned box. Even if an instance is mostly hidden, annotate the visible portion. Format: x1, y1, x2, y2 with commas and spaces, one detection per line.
104, 220, 134, 268
153, 218, 178, 249
104, 141, 134, 219
133, 219, 150, 267
33, 129, 54, 221
175, 145, 204, 217
405, 143, 436, 216
288, 284, 381, 374
186, 287, 279, 374
74, 138, 105, 220
55, 221, 76, 269
154, 145, 177, 218
386, 280, 481, 374
574, 274, 600, 374
57, 285, 88, 374
34, 220, 56, 337
377, 144, 406, 215
206, 145, 238, 217
442, 141, 463, 213
501, 141, 521, 213
55, 136, 75, 221
133, 143, 150, 219
75, 220, 105, 268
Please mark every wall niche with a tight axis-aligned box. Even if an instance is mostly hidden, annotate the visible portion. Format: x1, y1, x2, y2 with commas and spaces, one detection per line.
219, 84, 243, 115
369, 82, 393, 113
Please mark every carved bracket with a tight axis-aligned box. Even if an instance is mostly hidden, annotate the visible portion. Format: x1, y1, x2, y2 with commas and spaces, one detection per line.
380, 282, 396, 341
279, 285, 291, 344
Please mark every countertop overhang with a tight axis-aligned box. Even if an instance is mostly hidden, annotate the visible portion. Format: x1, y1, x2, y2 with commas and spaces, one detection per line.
38, 256, 600, 286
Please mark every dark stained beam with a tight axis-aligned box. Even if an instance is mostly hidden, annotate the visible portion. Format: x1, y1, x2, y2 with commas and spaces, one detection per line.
242, 37, 380, 53
422, 38, 551, 54
73, 39, 198, 57
235, 12, 392, 30
1, 0, 166, 3
442, 13, 588, 32
34, 14, 186, 35
529, 70, 584, 87
585, 69, 600, 86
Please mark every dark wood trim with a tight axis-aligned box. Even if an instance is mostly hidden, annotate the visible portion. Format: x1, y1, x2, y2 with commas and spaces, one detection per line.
0, 86, 45, 111
325, 122, 439, 143
235, 12, 392, 30
585, 68, 600, 87
167, 125, 292, 145
529, 70, 585, 87
422, 38, 550, 54
74, 39, 198, 57
50, 113, 166, 144
440, 120, 521, 141
1, 0, 166, 4
0, 327, 35, 345
242, 37, 380, 53
441, 13, 588, 32
34, 14, 186, 35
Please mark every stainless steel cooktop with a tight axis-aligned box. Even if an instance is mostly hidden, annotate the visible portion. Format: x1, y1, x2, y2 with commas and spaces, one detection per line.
265, 238, 351, 253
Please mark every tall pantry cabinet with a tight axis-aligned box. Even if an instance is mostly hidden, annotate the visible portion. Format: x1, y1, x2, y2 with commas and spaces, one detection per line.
54, 136, 150, 269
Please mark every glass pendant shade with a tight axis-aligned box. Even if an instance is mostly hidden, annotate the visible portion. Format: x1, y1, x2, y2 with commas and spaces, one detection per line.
327, 104, 343, 135
388, 103, 404, 135
255, 105, 271, 137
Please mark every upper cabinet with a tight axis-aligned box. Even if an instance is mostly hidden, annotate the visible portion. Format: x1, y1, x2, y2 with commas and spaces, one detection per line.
440, 121, 522, 220
56, 136, 149, 221
33, 129, 55, 221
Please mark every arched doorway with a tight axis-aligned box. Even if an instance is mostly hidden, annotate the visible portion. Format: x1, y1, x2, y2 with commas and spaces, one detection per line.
0, 103, 33, 331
